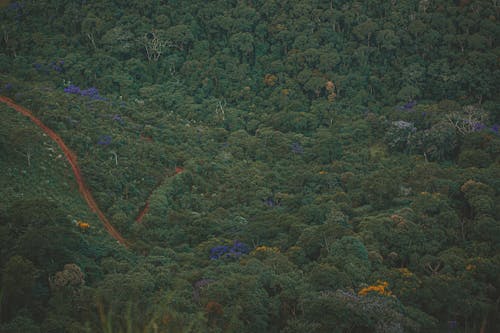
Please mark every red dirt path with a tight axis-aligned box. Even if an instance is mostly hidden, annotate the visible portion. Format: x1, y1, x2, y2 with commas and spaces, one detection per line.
135, 166, 184, 223
1, 96, 129, 246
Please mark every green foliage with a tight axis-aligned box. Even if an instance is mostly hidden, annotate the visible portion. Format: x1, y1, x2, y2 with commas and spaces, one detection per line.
0, 315, 40, 333
1, 0, 499, 331
1, 256, 38, 320
362, 169, 401, 209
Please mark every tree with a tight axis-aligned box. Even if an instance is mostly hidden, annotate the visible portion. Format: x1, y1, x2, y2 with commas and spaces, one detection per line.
81, 13, 106, 51
353, 19, 378, 47
1, 256, 38, 320
0, 315, 40, 333
326, 236, 371, 285
165, 24, 194, 52
446, 105, 488, 135
8, 127, 43, 167
141, 30, 168, 62
101, 26, 137, 59
310, 128, 343, 164
229, 32, 255, 63
407, 122, 458, 161
362, 170, 401, 209
376, 29, 400, 53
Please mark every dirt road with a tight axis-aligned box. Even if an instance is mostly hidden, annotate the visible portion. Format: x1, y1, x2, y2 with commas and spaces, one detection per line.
1, 96, 129, 246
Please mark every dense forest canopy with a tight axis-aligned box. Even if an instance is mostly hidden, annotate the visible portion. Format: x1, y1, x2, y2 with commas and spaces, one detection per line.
0, 0, 499, 332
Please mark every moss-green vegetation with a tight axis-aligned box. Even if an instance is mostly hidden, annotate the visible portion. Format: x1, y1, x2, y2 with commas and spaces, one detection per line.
1, 0, 499, 332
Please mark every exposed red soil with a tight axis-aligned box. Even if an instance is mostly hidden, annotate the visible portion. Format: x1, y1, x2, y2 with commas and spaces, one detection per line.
1, 96, 129, 246
135, 202, 150, 223
135, 166, 184, 223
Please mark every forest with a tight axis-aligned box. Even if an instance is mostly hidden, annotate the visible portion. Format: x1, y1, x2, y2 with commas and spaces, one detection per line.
0, 0, 499, 332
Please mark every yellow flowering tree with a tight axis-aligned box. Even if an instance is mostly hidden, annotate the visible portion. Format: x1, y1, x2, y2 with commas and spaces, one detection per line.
358, 280, 392, 297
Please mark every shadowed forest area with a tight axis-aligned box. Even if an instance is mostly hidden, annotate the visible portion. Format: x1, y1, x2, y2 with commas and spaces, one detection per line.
0, 0, 499, 332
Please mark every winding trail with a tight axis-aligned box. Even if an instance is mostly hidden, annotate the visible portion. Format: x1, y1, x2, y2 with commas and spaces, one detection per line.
1, 96, 129, 246
135, 166, 184, 223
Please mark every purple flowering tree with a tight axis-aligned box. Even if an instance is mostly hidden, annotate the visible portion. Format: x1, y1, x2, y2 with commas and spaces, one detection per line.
112, 114, 124, 125
491, 124, 499, 134
97, 135, 112, 146
64, 85, 81, 94
446, 105, 488, 135
209, 241, 250, 260
397, 100, 417, 111
64, 85, 105, 100
291, 141, 304, 154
